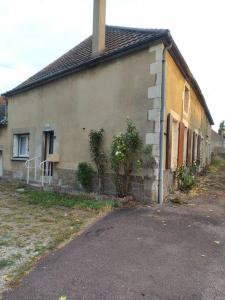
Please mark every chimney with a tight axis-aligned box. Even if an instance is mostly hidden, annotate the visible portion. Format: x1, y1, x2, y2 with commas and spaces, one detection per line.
92, 0, 106, 57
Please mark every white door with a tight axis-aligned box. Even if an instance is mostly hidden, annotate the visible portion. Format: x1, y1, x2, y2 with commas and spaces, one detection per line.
0, 151, 3, 177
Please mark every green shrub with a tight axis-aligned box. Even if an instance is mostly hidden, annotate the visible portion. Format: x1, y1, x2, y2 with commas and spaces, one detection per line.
110, 119, 142, 196
76, 162, 94, 191
177, 165, 197, 191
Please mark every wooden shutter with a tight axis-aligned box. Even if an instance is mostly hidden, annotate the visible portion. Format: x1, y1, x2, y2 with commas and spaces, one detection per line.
197, 135, 201, 164
166, 113, 172, 169
187, 128, 192, 166
177, 122, 185, 167
192, 132, 196, 163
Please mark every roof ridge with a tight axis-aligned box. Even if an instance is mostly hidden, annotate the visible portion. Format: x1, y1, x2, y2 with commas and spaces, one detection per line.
106, 24, 168, 33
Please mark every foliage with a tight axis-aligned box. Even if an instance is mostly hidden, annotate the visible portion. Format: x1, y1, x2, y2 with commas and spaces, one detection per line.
89, 129, 106, 193
76, 162, 94, 191
177, 164, 197, 191
25, 190, 120, 211
218, 121, 225, 137
110, 119, 142, 196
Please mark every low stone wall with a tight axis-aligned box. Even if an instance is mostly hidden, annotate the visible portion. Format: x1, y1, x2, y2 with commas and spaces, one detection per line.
54, 168, 152, 202
212, 147, 225, 155
2, 166, 155, 202
211, 130, 225, 155
164, 169, 175, 197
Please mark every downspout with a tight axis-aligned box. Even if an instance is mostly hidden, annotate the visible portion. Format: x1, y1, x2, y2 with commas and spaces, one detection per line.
158, 41, 173, 205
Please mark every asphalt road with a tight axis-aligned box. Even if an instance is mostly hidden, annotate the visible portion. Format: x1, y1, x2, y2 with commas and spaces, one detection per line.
3, 192, 225, 300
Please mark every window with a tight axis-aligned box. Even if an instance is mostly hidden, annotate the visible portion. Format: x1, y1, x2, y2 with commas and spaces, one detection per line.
183, 85, 190, 116
13, 134, 29, 158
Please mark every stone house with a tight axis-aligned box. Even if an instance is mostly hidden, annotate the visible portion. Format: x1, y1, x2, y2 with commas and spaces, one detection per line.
0, 0, 213, 203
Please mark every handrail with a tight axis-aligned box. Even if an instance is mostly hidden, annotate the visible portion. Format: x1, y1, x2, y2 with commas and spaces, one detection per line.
25, 156, 40, 168
25, 156, 40, 184
40, 160, 52, 187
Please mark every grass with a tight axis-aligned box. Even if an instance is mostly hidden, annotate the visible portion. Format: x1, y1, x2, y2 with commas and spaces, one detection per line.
0, 183, 121, 294
0, 259, 15, 270
0, 254, 21, 270
208, 155, 225, 172
24, 189, 120, 211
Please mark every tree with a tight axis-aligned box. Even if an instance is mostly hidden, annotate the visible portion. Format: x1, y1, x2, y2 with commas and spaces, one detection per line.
218, 121, 225, 137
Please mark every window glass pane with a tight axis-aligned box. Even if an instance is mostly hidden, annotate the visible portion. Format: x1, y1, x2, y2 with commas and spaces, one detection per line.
19, 136, 28, 156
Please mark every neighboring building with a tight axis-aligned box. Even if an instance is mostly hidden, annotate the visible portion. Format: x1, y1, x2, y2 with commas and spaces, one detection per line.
211, 129, 225, 155
0, 96, 8, 176
0, 0, 213, 203
0, 96, 8, 125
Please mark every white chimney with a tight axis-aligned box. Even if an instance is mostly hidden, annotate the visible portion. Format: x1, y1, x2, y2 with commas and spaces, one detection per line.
92, 0, 106, 57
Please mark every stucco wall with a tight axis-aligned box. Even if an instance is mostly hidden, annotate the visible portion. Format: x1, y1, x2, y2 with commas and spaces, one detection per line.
164, 51, 212, 194
0, 45, 213, 201
0, 47, 159, 201
165, 52, 211, 135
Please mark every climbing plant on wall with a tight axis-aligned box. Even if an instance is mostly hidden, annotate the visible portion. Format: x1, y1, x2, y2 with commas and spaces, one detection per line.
89, 128, 107, 193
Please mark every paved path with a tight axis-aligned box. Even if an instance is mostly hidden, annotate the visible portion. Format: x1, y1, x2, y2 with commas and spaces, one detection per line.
3, 166, 225, 300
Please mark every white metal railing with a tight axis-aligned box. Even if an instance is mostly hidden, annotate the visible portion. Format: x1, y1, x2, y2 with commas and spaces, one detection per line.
40, 160, 52, 187
25, 156, 40, 184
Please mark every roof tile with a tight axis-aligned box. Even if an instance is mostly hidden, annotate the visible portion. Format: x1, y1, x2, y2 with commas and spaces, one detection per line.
7, 26, 167, 94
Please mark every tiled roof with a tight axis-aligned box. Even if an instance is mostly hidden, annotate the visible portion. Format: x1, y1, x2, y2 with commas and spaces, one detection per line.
2, 25, 214, 124
4, 26, 168, 96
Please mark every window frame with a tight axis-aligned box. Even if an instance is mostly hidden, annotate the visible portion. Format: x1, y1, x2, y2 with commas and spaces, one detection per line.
183, 82, 191, 117
13, 133, 29, 159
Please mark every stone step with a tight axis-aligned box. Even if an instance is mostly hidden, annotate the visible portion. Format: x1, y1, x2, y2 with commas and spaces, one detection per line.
28, 182, 43, 189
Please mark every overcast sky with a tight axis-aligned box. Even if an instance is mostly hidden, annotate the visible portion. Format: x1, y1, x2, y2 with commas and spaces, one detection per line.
0, 0, 224, 129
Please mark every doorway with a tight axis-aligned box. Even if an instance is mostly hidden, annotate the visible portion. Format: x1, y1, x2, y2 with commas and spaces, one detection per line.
43, 131, 54, 176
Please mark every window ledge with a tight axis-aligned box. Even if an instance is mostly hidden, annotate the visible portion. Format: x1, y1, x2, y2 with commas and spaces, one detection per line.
11, 157, 29, 161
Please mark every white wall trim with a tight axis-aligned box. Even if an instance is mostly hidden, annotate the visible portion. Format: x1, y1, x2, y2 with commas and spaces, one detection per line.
182, 119, 189, 128
170, 109, 180, 122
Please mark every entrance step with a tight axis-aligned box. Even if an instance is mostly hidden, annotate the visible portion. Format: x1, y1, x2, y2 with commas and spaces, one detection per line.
28, 182, 43, 189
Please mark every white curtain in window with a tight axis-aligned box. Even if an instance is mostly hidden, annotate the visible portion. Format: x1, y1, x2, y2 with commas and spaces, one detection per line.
13, 135, 18, 157
19, 135, 29, 157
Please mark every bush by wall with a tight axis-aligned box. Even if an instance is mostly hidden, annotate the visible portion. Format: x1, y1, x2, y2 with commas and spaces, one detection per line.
76, 162, 94, 192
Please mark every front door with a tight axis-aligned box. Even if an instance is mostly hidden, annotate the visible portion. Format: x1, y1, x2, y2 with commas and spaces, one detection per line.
43, 131, 54, 176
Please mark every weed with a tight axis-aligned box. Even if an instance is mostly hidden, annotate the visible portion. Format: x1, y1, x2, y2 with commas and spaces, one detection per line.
177, 165, 197, 192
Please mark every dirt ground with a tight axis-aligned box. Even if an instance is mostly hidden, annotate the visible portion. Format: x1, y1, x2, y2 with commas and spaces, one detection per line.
0, 182, 101, 297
